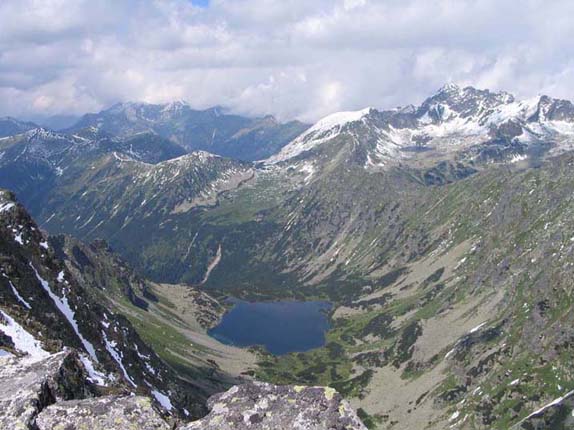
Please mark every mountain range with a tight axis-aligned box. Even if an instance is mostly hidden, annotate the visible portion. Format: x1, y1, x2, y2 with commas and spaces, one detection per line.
2, 84, 574, 429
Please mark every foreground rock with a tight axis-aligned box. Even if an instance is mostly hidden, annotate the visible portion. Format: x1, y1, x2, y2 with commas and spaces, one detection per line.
0, 351, 92, 429
182, 382, 367, 430
0, 349, 366, 430
36, 396, 170, 430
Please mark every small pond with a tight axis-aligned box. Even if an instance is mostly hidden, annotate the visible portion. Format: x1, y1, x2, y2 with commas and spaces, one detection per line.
208, 300, 332, 355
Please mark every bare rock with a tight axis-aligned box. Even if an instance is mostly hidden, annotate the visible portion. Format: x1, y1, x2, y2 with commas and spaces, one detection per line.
182, 382, 367, 430
0, 350, 92, 429
36, 395, 171, 430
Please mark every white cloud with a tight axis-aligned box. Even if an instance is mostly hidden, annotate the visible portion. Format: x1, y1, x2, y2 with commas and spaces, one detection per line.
1, 0, 574, 122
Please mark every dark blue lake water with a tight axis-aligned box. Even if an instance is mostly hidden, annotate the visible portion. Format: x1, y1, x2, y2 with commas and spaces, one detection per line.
208, 300, 332, 355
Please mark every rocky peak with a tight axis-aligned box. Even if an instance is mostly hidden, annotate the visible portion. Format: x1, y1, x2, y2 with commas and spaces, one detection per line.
418, 84, 515, 122
527, 94, 574, 123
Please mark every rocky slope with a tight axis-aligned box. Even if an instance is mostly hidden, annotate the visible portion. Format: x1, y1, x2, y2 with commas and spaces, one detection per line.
0, 189, 212, 419
184, 382, 367, 430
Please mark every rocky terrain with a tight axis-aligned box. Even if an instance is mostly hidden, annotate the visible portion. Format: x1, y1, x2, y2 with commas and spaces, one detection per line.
0, 189, 213, 418
184, 382, 367, 430
1, 349, 365, 430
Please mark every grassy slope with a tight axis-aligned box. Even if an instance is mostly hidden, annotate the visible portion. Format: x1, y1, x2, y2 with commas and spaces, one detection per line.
236, 154, 574, 429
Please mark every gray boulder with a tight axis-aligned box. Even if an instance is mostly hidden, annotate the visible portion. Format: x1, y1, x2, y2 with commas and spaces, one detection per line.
0, 350, 92, 430
36, 396, 171, 430
182, 382, 367, 430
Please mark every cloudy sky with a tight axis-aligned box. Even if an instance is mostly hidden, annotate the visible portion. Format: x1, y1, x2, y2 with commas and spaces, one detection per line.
2, 0, 574, 122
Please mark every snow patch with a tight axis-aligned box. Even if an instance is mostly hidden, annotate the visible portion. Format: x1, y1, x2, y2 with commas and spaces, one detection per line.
0, 202, 15, 213
3, 274, 31, 309
449, 411, 460, 421
102, 331, 136, 387
0, 310, 49, 360
510, 154, 528, 163
151, 389, 173, 411
520, 390, 574, 423
79, 353, 108, 386
469, 322, 486, 333
30, 263, 98, 361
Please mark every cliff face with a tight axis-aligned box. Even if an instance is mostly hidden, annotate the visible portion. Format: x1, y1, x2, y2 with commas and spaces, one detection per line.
0, 350, 366, 430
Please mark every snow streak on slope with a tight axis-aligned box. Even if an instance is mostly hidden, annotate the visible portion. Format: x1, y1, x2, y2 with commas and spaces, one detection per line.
3, 273, 32, 309
30, 263, 99, 361
102, 330, 136, 387
0, 310, 49, 360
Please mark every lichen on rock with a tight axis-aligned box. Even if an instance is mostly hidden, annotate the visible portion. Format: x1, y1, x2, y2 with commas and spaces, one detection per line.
182, 381, 367, 430
0, 344, 367, 430
0, 350, 93, 430
36, 396, 171, 430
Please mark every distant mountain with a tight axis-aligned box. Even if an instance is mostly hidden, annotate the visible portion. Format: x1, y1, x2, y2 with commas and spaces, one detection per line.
0, 125, 255, 282
0, 128, 190, 214
31, 114, 80, 131
269, 83, 574, 173
0, 117, 38, 138
67, 102, 309, 161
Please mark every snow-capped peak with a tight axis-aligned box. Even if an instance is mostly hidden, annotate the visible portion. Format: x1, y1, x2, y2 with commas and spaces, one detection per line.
268, 107, 374, 163
437, 83, 463, 96
305, 107, 374, 134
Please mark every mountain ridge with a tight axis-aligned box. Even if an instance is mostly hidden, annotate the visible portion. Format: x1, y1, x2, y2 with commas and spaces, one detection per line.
268, 84, 574, 169
65, 101, 309, 161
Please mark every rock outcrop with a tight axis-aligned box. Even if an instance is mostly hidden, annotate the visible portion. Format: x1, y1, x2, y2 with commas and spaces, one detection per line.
182, 382, 367, 430
1, 349, 366, 430
0, 350, 94, 429
36, 396, 171, 430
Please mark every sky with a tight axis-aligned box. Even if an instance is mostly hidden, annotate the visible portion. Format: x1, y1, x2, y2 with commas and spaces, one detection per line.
2, 0, 574, 122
